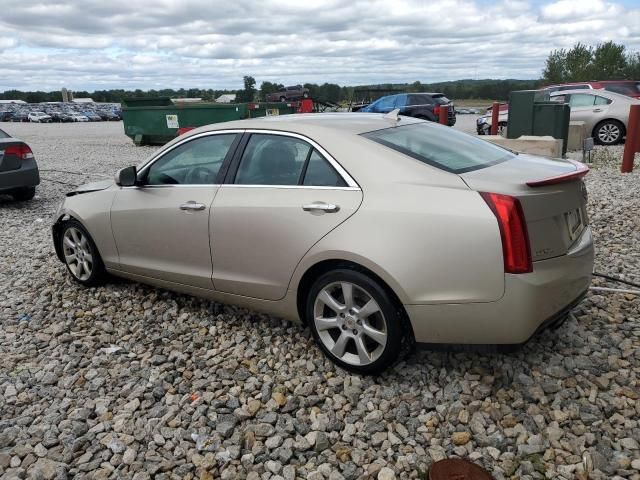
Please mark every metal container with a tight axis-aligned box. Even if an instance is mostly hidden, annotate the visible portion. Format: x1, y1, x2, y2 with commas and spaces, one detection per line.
121, 98, 297, 146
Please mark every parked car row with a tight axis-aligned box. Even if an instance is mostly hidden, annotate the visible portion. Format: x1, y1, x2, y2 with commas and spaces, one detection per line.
0, 102, 122, 123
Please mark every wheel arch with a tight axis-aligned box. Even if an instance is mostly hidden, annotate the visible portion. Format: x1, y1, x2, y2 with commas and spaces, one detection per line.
295, 258, 413, 338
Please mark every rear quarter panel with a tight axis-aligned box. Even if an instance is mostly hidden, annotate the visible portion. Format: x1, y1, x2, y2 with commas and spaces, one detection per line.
292, 181, 505, 305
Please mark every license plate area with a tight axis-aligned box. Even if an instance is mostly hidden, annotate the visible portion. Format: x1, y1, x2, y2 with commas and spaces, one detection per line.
565, 208, 583, 241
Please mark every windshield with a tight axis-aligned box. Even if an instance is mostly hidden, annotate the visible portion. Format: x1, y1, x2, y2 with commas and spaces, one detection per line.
603, 82, 640, 96
362, 123, 514, 174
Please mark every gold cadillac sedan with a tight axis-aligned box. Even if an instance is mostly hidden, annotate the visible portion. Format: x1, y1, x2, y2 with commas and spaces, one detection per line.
52, 113, 594, 374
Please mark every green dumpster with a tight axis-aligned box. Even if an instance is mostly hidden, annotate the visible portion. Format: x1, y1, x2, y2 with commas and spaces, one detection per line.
121, 98, 298, 146
507, 90, 571, 156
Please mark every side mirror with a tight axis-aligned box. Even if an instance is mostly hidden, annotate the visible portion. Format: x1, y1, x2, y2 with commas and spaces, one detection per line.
115, 166, 138, 187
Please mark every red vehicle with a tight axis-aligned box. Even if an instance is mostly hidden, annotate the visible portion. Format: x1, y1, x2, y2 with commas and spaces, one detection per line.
544, 81, 640, 99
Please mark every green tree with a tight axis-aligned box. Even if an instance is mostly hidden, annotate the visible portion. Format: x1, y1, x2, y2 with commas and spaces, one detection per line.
543, 49, 567, 83
564, 43, 593, 81
626, 52, 640, 79
236, 75, 256, 103
592, 41, 627, 79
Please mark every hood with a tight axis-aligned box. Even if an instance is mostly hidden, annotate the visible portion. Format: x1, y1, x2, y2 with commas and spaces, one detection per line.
66, 179, 113, 197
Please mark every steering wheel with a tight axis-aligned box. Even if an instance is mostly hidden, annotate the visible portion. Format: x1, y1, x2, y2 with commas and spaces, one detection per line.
185, 166, 214, 184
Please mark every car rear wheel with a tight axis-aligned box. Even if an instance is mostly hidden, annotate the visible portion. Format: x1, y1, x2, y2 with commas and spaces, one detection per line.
12, 187, 35, 201
594, 120, 624, 145
60, 220, 107, 286
306, 269, 404, 374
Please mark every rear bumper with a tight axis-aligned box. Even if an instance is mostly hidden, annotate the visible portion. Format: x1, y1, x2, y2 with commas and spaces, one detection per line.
0, 158, 40, 192
406, 226, 594, 344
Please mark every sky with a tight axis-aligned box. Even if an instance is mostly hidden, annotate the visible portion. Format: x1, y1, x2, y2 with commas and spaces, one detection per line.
0, 0, 639, 92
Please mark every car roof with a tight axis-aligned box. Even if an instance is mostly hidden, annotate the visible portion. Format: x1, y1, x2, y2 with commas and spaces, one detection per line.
190, 112, 424, 136
549, 89, 636, 101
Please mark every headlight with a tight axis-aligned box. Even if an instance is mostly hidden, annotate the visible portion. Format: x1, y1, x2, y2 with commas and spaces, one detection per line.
477, 117, 487, 125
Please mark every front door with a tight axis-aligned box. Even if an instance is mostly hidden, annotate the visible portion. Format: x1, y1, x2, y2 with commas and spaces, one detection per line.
111, 132, 239, 289
211, 132, 362, 300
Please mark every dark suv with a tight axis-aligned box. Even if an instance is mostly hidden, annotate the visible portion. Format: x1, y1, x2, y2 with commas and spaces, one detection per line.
266, 85, 310, 102
359, 93, 456, 126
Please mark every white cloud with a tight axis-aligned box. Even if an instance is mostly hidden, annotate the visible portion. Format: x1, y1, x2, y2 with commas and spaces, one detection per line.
0, 0, 638, 91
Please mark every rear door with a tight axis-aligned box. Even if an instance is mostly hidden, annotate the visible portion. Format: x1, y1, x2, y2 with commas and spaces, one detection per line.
567, 93, 613, 134
210, 131, 362, 300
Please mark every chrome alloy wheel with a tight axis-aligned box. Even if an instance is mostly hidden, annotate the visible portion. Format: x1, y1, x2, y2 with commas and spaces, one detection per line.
62, 227, 93, 281
597, 123, 621, 144
313, 281, 387, 366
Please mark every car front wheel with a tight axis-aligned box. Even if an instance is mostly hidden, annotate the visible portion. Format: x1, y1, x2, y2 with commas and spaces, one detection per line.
60, 220, 107, 286
594, 120, 624, 145
306, 269, 405, 374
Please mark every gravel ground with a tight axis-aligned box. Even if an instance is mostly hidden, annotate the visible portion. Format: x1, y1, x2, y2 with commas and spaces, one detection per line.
1, 122, 639, 480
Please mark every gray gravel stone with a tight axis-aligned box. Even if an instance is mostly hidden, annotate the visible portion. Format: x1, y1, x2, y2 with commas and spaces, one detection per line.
0, 122, 639, 479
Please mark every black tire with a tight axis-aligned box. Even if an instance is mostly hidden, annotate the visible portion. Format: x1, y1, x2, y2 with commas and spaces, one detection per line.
306, 269, 405, 375
59, 219, 107, 287
594, 119, 624, 145
12, 186, 35, 201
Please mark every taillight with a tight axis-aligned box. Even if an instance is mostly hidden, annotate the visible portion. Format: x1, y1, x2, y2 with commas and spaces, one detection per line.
433, 106, 441, 115
480, 192, 532, 274
4, 144, 34, 160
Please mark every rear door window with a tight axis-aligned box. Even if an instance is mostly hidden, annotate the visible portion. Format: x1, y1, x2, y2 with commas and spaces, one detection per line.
394, 94, 408, 108
373, 95, 398, 112
408, 95, 430, 105
0, 128, 9, 138
234, 134, 310, 185
362, 123, 514, 174
594, 96, 612, 105
302, 150, 346, 187
569, 94, 596, 107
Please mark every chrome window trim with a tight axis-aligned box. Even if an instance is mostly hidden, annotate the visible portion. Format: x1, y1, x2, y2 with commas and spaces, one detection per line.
137, 129, 245, 177
239, 129, 359, 188
133, 128, 360, 190
220, 184, 360, 191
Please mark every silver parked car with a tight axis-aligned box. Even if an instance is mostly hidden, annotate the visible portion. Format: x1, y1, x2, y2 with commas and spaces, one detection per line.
549, 89, 640, 145
52, 113, 594, 373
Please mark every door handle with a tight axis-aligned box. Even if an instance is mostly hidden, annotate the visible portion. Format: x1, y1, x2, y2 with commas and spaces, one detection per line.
179, 201, 206, 211
302, 202, 340, 213
593, 108, 603, 112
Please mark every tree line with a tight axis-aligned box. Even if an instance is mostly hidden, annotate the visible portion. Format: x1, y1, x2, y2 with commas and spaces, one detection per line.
0, 79, 542, 104
1, 42, 637, 105
543, 41, 640, 83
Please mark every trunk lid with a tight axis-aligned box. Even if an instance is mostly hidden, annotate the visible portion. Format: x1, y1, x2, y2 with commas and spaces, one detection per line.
460, 154, 588, 262
0, 139, 25, 172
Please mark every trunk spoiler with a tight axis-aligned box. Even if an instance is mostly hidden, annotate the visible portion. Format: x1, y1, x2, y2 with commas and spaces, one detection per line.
526, 160, 589, 187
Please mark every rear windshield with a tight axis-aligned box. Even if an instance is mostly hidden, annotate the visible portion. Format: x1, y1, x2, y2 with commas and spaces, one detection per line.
603, 82, 640, 96
362, 123, 514, 174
